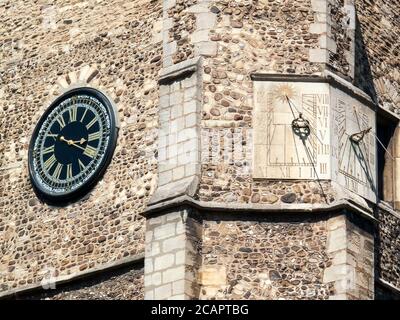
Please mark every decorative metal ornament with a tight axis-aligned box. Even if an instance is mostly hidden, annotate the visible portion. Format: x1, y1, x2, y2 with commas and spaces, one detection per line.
291, 113, 311, 139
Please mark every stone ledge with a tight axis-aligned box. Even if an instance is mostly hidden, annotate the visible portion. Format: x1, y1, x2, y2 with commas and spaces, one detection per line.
250, 71, 376, 109
377, 278, 400, 296
159, 57, 202, 85
148, 176, 199, 206
378, 202, 400, 220
0, 253, 144, 300
143, 194, 378, 223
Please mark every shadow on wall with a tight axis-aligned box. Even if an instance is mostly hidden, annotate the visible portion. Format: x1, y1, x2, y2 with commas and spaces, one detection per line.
353, 15, 378, 104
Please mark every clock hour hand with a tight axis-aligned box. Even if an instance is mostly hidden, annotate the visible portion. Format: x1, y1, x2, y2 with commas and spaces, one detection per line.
60, 136, 86, 151
72, 138, 87, 145
60, 136, 86, 145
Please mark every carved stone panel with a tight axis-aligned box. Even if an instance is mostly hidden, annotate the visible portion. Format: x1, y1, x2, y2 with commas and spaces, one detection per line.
331, 87, 377, 202
254, 81, 331, 180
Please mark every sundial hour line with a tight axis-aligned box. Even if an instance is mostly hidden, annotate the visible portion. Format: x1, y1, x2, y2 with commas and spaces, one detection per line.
286, 95, 328, 203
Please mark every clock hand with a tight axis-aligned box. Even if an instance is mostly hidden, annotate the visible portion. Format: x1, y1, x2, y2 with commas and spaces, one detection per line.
68, 141, 86, 151
71, 138, 87, 145
60, 136, 86, 145
60, 136, 86, 151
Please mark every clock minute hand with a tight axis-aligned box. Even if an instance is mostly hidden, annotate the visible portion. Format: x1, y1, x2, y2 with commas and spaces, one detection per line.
60, 136, 86, 151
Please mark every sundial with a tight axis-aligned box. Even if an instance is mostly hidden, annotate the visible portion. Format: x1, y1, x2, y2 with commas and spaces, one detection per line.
254, 81, 330, 180
334, 95, 376, 200
253, 79, 377, 202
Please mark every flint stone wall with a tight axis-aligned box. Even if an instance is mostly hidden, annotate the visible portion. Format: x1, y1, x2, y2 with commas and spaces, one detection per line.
355, 0, 400, 114
15, 264, 144, 300
378, 208, 400, 291
199, 215, 334, 300
0, 0, 162, 295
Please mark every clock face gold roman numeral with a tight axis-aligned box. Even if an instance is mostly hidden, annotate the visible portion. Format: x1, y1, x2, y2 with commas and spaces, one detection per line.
88, 131, 101, 142
44, 154, 57, 172
42, 145, 55, 155
52, 163, 63, 180
47, 132, 58, 141
80, 108, 88, 122
83, 145, 97, 158
69, 105, 77, 123
66, 164, 73, 180
56, 114, 66, 129
78, 159, 86, 171
86, 117, 97, 130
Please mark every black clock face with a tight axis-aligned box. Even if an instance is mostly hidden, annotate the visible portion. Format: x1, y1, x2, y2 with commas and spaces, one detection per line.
28, 88, 118, 204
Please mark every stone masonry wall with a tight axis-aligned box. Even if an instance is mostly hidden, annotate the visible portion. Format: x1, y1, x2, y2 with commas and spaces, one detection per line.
355, 0, 400, 296
202, 0, 322, 121
345, 214, 374, 299
378, 209, 400, 290
199, 212, 374, 300
324, 213, 374, 299
144, 208, 202, 300
199, 215, 333, 300
198, 0, 341, 205
355, 0, 400, 114
15, 264, 144, 300
0, 0, 162, 294
329, 0, 353, 79
167, 0, 197, 65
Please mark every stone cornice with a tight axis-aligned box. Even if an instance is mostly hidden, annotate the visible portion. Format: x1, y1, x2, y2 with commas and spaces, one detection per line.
377, 278, 400, 296
250, 71, 400, 122
143, 194, 378, 224
377, 202, 400, 220
159, 56, 202, 85
0, 254, 144, 300
251, 71, 375, 109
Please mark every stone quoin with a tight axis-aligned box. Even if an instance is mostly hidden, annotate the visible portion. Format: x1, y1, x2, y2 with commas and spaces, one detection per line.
0, 0, 399, 300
